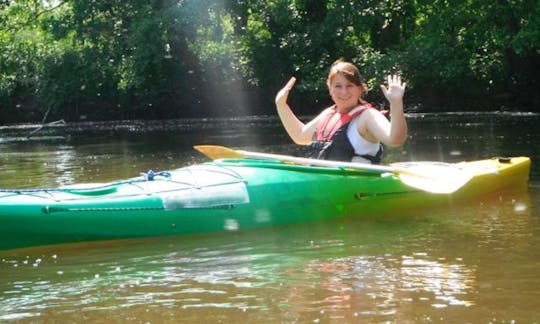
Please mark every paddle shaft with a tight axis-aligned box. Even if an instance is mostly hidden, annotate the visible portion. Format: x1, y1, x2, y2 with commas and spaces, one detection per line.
235, 149, 396, 173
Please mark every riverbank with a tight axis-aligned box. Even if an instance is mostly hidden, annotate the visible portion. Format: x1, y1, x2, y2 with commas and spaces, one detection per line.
1, 110, 538, 140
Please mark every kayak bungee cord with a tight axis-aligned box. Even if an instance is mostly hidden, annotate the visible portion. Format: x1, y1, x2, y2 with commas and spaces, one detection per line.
0, 169, 172, 195
0, 165, 249, 203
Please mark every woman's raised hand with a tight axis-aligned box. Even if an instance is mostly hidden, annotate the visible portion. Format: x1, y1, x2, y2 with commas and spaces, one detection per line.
275, 77, 297, 108
380, 75, 406, 105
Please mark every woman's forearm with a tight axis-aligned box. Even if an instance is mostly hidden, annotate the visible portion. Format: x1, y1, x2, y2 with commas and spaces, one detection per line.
276, 103, 311, 145
388, 100, 408, 146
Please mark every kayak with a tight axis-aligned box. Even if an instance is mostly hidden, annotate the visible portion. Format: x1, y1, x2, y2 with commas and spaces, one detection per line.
0, 151, 531, 251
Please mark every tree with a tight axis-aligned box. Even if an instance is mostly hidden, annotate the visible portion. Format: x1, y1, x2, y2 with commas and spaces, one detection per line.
1, 0, 539, 124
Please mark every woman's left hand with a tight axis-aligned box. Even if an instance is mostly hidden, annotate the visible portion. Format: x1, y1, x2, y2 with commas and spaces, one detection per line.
380, 74, 406, 104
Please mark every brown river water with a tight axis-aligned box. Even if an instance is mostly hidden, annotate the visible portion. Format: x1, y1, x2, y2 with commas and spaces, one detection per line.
0, 112, 539, 323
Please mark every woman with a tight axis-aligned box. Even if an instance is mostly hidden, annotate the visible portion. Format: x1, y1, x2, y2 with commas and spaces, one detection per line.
275, 59, 407, 164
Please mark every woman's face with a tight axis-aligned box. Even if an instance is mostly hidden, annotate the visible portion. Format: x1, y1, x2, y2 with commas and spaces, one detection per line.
328, 73, 363, 111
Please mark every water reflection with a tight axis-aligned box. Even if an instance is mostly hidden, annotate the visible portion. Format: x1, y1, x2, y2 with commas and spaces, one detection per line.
0, 241, 478, 322
277, 253, 475, 322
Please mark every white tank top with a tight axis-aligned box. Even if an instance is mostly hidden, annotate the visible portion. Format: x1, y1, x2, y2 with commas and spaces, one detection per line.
346, 115, 381, 163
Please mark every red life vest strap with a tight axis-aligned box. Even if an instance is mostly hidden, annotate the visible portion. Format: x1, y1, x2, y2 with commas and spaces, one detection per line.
315, 104, 372, 141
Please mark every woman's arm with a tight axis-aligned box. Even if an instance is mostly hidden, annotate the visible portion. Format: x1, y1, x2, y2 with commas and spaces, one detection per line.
275, 77, 318, 145
365, 75, 407, 147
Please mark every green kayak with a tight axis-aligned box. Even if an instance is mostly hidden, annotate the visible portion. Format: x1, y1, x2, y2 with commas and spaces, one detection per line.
0, 152, 531, 251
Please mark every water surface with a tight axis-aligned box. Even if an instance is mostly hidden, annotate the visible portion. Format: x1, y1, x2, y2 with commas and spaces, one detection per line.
1, 112, 539, 323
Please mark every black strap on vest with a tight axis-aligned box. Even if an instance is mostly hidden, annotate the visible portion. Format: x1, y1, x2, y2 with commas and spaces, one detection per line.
307, 122, 384, 164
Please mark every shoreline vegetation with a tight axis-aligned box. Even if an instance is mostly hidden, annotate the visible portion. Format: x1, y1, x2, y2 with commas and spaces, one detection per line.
1, 1, 539, 124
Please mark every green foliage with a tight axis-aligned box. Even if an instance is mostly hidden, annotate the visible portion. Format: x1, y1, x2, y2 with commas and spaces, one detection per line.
400, 0, 540, 106
1, 0, 539, 123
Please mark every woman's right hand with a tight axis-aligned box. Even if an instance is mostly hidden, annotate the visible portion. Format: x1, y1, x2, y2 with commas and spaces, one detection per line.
275, 77, 297, 108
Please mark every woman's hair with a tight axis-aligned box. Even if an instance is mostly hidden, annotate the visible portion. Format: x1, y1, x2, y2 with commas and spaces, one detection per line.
327, 59, 367, 91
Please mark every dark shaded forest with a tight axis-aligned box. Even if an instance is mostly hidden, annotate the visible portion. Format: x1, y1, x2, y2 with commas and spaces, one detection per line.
1, 0, 539, 123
